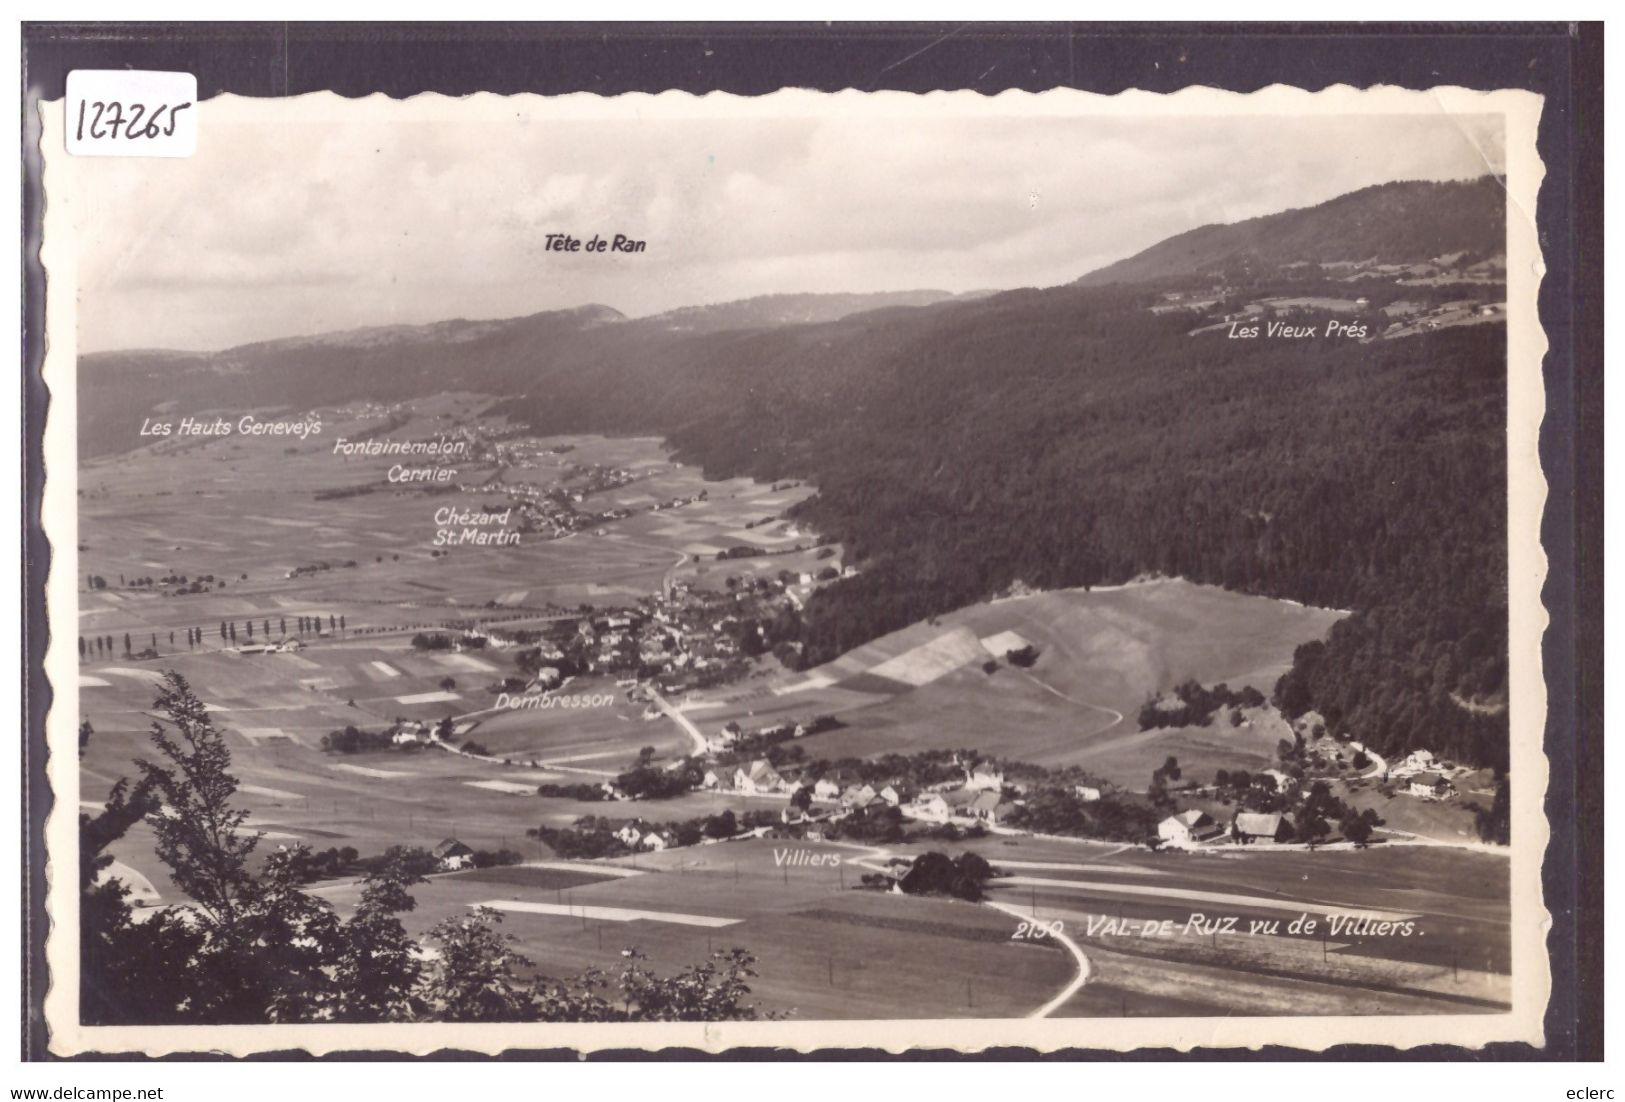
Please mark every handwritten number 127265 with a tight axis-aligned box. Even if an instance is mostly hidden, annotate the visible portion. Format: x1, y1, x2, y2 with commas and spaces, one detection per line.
75, 99, 193, 142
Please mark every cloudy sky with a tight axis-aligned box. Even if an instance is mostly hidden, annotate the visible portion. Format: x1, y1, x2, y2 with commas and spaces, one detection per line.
64, 100, 1504, 353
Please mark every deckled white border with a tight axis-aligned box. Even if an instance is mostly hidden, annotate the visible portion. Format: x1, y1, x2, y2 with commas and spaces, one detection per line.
38, 83, 1548, 1056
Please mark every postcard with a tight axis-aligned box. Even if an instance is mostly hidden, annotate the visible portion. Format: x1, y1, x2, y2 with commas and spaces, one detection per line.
37, 83, 1548, 1055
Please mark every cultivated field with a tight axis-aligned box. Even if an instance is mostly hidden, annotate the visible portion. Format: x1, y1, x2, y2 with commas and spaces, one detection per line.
306, 839, 1075, 1020
683, 578, 1344, 782
76, 405, 825, 893
76, 408, 1507, 1021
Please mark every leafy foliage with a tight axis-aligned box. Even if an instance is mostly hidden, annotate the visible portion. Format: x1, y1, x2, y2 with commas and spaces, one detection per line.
1139, 681, 1266, 730
898, 851, 994, 901
81, 673, 775, 1025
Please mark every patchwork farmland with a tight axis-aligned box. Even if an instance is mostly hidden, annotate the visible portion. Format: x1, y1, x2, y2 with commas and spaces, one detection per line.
74, 401, 1508, 1021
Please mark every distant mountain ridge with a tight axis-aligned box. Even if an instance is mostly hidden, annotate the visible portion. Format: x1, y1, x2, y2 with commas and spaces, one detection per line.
77, 289, 983, 457
642, 290, 991, 335
80, 292, 970, 368
1075, 177, 1505, 286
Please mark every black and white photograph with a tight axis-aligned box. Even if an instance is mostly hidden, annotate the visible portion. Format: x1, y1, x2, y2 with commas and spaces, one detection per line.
29, 63, 1566, 1060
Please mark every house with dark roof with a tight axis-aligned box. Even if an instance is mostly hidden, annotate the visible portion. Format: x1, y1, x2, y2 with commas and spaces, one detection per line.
1158, 809, 1222, 846
734, 759, 786, 795
969, 789, 1017, 825
432, 838, 475, 871
1232, 812, 1294, 845
1407, 773, 1455, 800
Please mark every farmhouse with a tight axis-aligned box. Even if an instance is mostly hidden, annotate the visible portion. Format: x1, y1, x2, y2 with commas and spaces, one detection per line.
969, 790, 1018, 825
840, 783, 878, 809
1232, 812, 1294, 845
391, 729, 423, 747
813, 778, 843, 801
614, 822, 646, 848
879, 784, 910, 807
907, 792, 953, 823
432, 838, 475, 871
1073, 785, 1103, 803
1408, 773, 1455, 800
735, 759, 786, 795
943, 788, 982, 821
1158, 809, 1222, 846
1260, 769, 1293, 793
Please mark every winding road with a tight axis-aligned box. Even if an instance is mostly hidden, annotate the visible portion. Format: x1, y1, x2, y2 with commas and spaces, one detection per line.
826, 840, 1095, 1019
982, 898, 1093, 1018
1015, 669, 1125, 737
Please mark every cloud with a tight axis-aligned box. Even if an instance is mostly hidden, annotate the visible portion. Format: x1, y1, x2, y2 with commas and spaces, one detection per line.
67, 99, 1502, 353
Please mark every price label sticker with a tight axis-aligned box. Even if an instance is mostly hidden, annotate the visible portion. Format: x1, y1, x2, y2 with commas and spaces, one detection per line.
66, 70, 197, 157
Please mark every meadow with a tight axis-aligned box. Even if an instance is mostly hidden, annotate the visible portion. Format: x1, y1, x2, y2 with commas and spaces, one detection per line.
75, 405, 1507, 1021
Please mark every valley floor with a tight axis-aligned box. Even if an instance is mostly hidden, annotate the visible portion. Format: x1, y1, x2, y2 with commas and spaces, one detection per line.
74, 420, 1508, 1021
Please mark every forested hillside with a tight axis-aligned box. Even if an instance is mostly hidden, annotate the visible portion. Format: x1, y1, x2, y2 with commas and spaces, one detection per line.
1075, 177, 1505, 286
640, 293, 1509, 771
